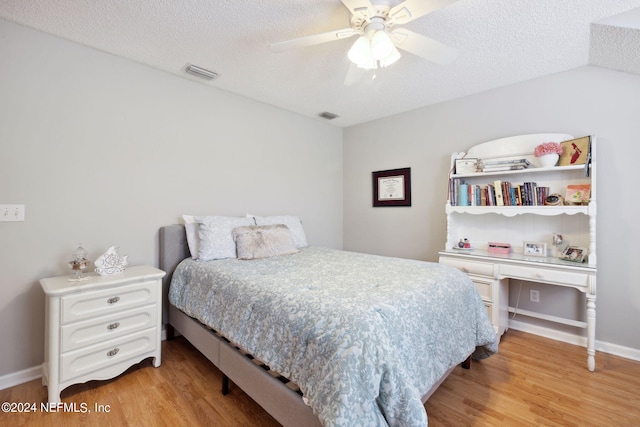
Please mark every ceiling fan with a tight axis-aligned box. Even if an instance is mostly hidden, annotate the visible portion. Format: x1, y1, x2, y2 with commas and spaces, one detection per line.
270, 0, 460, 71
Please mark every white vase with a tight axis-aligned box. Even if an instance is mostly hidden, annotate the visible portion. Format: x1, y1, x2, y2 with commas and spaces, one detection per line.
538, 153, 559, 167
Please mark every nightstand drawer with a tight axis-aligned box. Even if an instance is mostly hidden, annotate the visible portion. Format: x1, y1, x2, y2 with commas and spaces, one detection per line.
61, 304, 158, 353
440, 257, 494, 277
60, 328, 157, 383
61, 280, 158, 324
499, 265, 589, 287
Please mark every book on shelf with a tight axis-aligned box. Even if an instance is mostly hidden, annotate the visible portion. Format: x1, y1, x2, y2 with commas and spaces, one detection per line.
482, 164, 529, 172
487, 185, 496, 206
483, 158, 532, 166
494, 180, 504, 206
502, 181, 512, 206
449, 178, 457, 206
537, 186, 550, 205
481, 158, 531, 172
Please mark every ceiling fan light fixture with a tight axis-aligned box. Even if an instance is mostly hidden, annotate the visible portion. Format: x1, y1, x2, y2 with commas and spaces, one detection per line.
357, 56, 377, 70
348, 36, 371, 65
270, 0, 459, 80
348, 29, 400, 70
379, 46, 401, 67
370, 30, 394, 60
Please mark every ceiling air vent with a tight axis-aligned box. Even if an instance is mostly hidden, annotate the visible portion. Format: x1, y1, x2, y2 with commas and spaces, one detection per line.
318, 112, 339, 120
185, 64, 218, 80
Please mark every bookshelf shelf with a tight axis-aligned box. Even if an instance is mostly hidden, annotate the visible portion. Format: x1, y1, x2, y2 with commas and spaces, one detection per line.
451, 163, 587, 179
446, 203, 590, 216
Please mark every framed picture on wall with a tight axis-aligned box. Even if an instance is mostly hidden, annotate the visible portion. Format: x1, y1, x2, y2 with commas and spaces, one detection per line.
372, 167, 411, 207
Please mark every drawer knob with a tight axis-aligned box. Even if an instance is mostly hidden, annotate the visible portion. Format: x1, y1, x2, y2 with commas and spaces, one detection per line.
107, 296, 120, 304
535, 273, 544, 279
107, 322, 120, 331
106, 348, 120, 357
461, 267, 469, 273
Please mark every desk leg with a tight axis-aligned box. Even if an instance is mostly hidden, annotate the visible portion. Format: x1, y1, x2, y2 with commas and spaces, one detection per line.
586, 293, 596, 372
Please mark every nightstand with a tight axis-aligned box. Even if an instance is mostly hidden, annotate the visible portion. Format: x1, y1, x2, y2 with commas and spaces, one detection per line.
40, 265, 166, 403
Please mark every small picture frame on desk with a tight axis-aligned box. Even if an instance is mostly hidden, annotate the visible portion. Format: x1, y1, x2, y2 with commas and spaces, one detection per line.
559, 246, 587, 263
523, 241, 547, 257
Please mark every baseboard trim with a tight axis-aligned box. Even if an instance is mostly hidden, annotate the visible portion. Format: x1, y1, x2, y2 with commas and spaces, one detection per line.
508, 319, 640, 362
0, 326, 171, 391
0, 365, 42, 391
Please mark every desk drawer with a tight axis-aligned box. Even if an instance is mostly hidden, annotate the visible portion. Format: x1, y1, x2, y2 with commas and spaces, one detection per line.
500, 264, 589, 287
62, 281, 158, 324
484, 303, 493, 322
472, 279, 493, 301
440, 257, 494, 277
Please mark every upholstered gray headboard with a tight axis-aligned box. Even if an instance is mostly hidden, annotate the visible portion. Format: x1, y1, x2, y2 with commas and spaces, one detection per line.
159, 224, 190, 323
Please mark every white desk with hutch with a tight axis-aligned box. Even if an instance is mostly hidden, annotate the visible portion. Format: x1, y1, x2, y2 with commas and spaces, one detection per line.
438, 134, 597, 371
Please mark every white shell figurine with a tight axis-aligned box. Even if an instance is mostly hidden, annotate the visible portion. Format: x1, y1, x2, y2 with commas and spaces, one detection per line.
94, 245, 129, 275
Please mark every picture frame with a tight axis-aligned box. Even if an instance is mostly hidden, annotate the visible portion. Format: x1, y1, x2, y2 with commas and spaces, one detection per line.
455, 158, 479, 174
372, 167, 411, 207
560, 246, 587, 263
523, 241, 547, 257
565, 184, 591, 205
558, 136, 590, 166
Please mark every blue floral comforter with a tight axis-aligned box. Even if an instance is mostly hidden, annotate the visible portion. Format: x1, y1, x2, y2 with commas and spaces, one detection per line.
169, 247, 497, 426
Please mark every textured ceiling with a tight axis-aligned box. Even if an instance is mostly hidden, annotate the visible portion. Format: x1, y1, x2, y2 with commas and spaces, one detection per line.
1, 0, 640, 127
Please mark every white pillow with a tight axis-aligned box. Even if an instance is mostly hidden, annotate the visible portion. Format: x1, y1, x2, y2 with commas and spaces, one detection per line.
182, 215, 200, 259
197, 216, 256, 261
247, 214, 308, 248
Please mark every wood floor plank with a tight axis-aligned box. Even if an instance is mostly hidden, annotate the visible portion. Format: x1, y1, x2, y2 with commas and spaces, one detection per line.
1, 329, 639, 426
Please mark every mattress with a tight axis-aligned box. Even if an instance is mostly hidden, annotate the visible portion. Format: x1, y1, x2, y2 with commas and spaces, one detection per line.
169, 247, 497, 426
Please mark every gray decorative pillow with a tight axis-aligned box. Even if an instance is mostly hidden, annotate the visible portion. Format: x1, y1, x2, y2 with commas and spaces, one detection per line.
247, 214, 308, 248
233, 225, 299, 260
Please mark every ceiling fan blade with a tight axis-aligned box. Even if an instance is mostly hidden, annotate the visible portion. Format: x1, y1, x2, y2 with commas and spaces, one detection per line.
388, 0, 460, 25
390, 29, 458, 65
270, 28, 358, 52
340, 0, 375, 22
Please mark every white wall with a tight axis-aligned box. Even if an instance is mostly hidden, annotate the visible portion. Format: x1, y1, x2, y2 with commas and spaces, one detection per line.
344, 66, 640, 353
0, 19, 343, 377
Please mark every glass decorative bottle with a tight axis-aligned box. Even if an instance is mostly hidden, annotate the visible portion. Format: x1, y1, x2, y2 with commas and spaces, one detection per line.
68, 244, 91, 281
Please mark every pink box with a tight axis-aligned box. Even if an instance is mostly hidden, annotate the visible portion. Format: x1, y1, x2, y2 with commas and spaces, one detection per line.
488, 242, 511, 254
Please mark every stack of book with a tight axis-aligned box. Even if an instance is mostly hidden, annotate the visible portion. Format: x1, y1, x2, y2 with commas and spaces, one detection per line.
481, 158, 531, 172
449, 179, 549, 207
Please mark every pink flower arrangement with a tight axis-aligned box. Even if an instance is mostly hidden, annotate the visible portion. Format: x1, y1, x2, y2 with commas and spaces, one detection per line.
534, 142, 563, 157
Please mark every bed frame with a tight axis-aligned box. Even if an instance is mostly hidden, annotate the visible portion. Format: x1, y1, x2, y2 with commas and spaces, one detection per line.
159, 224, 466, 427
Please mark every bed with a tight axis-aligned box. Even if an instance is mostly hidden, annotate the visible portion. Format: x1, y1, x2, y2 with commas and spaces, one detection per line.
159, 221, 497, 427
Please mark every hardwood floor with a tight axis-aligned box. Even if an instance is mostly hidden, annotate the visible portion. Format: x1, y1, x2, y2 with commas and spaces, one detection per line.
426, 330, 640, 426
2, 329, 639, 426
